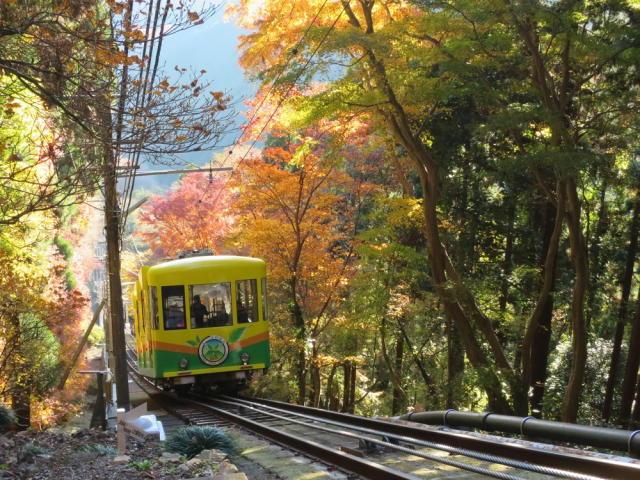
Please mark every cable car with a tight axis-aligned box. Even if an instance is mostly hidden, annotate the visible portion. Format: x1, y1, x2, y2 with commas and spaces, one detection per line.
131, 249, 270, 393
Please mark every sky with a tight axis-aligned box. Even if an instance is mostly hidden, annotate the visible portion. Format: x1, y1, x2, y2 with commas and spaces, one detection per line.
132, 3, 254, 194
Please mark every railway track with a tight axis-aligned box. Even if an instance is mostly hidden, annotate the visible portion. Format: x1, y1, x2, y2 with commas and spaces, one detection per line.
124, 341, 640, 480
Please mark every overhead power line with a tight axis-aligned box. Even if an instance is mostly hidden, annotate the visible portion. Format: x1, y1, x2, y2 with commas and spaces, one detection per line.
196, 0, 338, 205
203, 4, 347, 210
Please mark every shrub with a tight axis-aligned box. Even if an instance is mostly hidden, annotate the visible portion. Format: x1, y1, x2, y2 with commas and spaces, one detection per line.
165, 426, 237, 459
54, 237, 74, 262
88, 325, 105, 346
63, 268, 77, 291
0, 404, 15, 432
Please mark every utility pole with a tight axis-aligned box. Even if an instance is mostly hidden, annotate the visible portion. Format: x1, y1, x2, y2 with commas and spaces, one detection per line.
104, 141, 131, 411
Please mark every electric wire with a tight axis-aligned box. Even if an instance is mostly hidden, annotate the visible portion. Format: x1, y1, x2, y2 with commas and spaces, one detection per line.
201, 3, 347, 210
195, 0, 336, 206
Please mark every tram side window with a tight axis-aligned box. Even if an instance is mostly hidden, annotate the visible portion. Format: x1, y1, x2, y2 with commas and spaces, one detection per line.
236, 279, 258, 324
188, 283, 232, 329
149, 286, 159, 330
162, 285, 186, 330
261, 278, 268, 322
140, 291, 146, 330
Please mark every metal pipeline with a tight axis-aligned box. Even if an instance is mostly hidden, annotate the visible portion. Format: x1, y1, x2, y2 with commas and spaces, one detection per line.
400, 410, 640, 456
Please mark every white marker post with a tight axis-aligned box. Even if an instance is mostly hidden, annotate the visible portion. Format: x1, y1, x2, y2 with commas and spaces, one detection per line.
117, 403, 165, 453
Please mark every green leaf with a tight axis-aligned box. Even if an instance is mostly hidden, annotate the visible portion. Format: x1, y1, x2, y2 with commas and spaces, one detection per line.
185, 340, 198, 346
228, 327, 247, 343
195, 335, 201, 343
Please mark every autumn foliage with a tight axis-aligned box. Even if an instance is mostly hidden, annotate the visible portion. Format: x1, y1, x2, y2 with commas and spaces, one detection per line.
136, 171, 236, 258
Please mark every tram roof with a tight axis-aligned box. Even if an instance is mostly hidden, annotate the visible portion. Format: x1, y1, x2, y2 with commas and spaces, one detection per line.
149, 255, 265, 274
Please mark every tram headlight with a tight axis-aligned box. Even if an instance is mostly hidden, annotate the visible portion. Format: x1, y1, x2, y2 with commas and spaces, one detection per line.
240, 352, 250, 365
179, 358, 189, 370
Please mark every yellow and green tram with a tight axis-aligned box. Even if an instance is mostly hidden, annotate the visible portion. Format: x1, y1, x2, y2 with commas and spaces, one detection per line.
131, 250, 270, 393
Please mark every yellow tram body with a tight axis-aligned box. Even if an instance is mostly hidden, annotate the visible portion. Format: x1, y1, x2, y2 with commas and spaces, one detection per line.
131, 253, 270, 391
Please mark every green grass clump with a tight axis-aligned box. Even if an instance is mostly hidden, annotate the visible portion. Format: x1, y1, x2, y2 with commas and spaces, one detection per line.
129, 460, 153, 470
20, 445, 51, 461
0, 404, 15, 432
165, 426, 237, 459
78, 444, 119, 455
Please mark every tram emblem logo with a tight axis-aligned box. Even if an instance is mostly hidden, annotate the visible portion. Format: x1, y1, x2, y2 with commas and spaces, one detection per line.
199, 335, 229, 366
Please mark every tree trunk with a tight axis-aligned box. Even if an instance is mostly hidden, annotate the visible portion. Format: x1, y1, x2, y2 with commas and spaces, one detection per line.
529, 202, 558, 417
522, 189, 563, 393
586, 180, 609, 330
398, 321, 437, 401
289, 276, 307, 405
363, 40, 514, 412
630, 374, 640, 429
618, 288, 640, 427
349, 362, 357, 414
447, 311, 464, 409
499, 202, 515, 313
561, 178, 589, 423
341, 361, 351, 413
602, 198, 639, 422
325, 364, 337, 410
391, 337, 404, 415
380, 317, 408, 410
11, 387, 30, 432
9, 313, 29, 431
311, 346, 321, 408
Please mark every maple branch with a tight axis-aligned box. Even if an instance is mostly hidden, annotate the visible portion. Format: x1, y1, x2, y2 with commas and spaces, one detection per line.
340, 0, 362, 29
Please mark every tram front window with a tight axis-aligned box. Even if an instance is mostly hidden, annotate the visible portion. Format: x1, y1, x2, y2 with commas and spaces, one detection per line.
189, 283, 233, 329
162, 285, 186, 330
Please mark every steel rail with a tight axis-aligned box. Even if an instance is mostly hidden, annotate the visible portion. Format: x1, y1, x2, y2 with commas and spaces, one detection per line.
204, 396, 528, 480
124, 355, 418, 480
123, 345, 634, 480
230, 395, 640, 480
222, 396, 601, 480
168, 396, 421, 480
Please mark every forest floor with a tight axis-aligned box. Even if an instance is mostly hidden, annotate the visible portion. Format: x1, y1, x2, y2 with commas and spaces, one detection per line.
0, 427, 246, 479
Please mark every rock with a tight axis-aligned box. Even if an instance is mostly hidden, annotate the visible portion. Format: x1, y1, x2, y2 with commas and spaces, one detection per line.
158, 452, 182, 463
97, 430, 111, 438
178, 464, 190, 473
185, 475, 248, 480
197, 448, 228, 462
113, 455, 131, 465
185, 458, 202, 467
219, 462, 239, 474
70, 451, 100, 462
0, 436, 13, 448
34, 454, 52, 464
